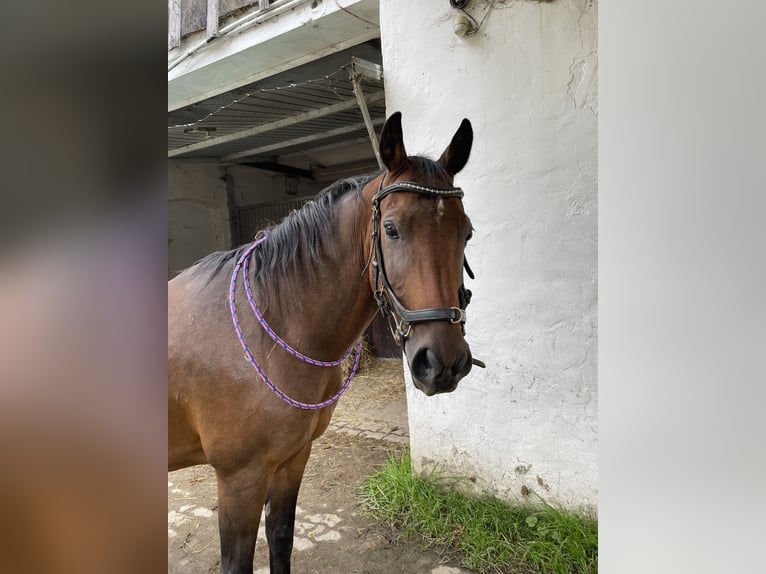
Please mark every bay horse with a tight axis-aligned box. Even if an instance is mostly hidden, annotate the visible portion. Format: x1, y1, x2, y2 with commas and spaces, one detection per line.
168, 112, 480, 573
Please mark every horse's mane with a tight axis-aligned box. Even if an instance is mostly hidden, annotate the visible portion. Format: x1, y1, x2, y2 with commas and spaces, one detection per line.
183, 157, 451, 307
404, 156, 451, 183
184, 170, 380, 301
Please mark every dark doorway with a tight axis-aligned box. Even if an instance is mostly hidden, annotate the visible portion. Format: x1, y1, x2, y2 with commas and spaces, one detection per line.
366, 313, 401, 358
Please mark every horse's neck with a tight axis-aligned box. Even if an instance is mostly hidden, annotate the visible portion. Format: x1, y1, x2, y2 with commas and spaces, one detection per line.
265, 194, 376, 359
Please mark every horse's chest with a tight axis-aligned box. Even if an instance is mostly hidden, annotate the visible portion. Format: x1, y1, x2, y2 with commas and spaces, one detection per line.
309, 408, 335, 441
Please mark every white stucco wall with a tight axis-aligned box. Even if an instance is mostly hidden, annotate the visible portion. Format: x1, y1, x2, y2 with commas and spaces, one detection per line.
380, 0, 597, 508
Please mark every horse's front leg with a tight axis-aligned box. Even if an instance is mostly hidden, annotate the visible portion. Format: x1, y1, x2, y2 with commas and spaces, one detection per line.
266, 442, 313, 574
215, 463, 270, 574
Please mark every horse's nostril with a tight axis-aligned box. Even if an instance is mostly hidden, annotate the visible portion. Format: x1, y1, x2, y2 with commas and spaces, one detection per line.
412, 347, 441, 381
452, 350, 471, 377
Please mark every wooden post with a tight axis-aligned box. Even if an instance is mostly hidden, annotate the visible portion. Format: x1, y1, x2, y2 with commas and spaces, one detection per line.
206, 0, 219, 40
168, 0, 181, 50
349, 62, 384, 170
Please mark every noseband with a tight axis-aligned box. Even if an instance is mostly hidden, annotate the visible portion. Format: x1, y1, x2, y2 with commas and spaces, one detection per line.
370, 175, 475, 348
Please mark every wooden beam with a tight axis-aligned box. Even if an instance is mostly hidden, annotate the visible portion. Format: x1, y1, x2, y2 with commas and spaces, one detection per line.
206, 0, 220, 40
350, 62, 383, 169
240, 161, 315, 180
168, 0, 181, 50
220, 118, 385, 164
168, 89, 385, 157
277, 136, 371, 160
314, 160, 381, 180
350, 56, 383, 81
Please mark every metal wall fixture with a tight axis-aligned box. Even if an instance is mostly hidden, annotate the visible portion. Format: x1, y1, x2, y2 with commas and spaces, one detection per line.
451, 0, 477, 37
450, 0, 495, 38
453, 11, 478, 37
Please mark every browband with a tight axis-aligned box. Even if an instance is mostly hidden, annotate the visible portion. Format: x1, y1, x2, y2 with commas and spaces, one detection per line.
374, 180, 465, 203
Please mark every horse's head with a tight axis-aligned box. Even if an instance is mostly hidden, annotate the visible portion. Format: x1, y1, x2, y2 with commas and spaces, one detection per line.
370, 112, 476, 396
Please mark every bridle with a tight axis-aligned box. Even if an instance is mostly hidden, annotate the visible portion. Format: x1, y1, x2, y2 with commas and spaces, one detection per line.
369, 174, 477, 350
227, 172, 484, 411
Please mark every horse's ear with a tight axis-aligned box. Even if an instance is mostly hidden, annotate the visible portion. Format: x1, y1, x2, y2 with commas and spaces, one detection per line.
438, 118, 473, 176
379, 112, 408, 173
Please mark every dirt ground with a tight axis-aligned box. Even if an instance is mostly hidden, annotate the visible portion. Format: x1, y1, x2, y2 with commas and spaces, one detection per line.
168, 358, 474, 574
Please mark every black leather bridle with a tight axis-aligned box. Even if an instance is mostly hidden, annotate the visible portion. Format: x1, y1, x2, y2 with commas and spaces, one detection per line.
369, 174, 479, 357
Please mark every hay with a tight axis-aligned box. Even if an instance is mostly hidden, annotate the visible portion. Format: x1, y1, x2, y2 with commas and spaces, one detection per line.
342, 337, 374, 376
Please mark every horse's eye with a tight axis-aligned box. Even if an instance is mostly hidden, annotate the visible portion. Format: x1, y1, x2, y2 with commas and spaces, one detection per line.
384, 222, 400, 239
465, 229, 473, 243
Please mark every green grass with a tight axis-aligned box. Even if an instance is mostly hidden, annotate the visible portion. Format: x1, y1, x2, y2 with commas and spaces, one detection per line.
358, 452, 597, 574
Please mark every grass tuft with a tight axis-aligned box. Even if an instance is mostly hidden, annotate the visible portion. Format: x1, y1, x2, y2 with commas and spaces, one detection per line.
358, 452, 597, 573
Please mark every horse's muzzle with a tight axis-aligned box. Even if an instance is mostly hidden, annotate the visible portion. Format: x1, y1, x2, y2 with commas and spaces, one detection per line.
408, 345, 472, 396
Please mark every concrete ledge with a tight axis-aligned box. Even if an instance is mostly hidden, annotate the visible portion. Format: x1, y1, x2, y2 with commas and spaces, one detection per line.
168, 0, 380, 111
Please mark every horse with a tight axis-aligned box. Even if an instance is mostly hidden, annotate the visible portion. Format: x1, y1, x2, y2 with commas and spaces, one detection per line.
168, 112, 481, 574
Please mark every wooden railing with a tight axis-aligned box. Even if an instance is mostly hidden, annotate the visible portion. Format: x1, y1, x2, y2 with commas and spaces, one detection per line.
168, 0, 272, 50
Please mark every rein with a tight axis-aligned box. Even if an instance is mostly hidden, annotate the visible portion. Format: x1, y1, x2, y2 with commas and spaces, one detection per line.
229, 231, 362, 410
370, 175, 475, 348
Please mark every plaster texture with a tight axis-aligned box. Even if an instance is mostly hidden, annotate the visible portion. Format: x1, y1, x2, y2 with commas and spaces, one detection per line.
380, 0, 598, 508
168, 161, 230, 277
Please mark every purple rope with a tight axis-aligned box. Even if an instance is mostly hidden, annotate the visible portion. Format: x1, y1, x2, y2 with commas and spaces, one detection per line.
241, 235, 353, 367
229, 231, 362, 410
